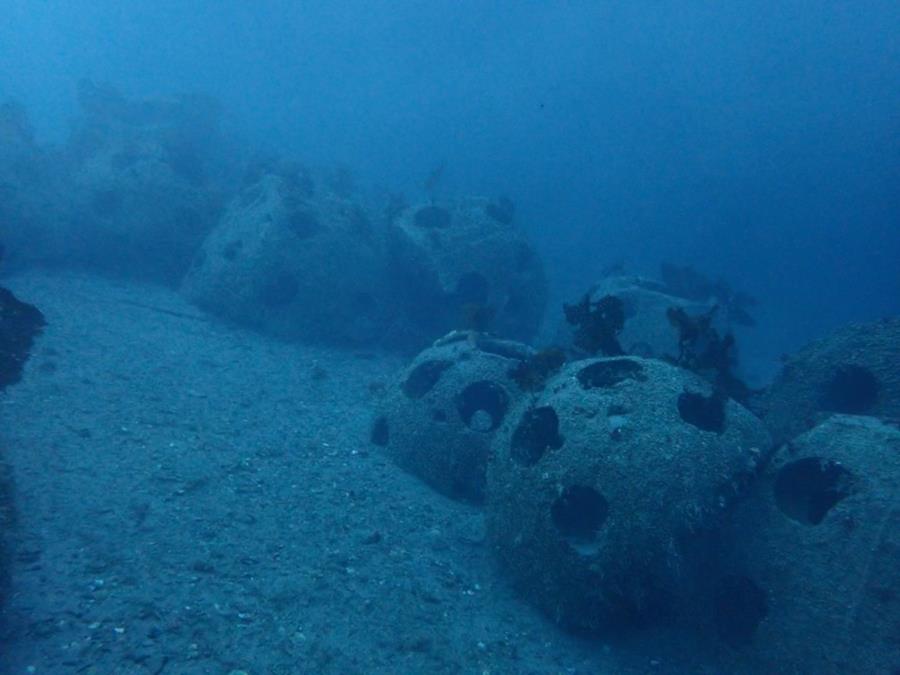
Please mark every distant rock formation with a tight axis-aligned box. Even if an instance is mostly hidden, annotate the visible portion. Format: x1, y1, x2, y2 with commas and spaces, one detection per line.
0, 100, 71, 272
0, 82, 226, 284
60, 80, 225, 284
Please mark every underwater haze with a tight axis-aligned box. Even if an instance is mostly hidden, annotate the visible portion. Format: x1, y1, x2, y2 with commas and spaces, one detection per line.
1, 2, 900, 674
3, 1, 899, 352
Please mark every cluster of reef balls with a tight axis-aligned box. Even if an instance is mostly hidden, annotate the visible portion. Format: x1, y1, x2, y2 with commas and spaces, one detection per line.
2, 82, 899, 673
372, 269, 900, 673
0, 81, 547, 352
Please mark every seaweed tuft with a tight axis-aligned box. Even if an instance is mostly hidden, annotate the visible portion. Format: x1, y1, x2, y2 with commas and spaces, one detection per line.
666, 306, 749, 402
563, 294, 625, 356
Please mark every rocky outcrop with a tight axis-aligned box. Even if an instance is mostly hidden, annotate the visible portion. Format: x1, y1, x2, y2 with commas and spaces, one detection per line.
0, 262, 44, 613
60, 80, 224, 284
0, 265, 45, 389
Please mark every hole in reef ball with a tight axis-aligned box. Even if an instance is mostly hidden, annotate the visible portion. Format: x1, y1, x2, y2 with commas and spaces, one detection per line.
577, 359, 645, 389
259, 273, 299, 308
370, 417, 389, 447
678, 391, 726, 433
414, 205, 451, 229
456, 381, 509, 431
714, 575, 768, 646
222, 240, 243, 261
402, 360, 453, 399
511, 406, 563, 466
286, 209, 320, 238
820, 364, 880, 414
551, 485, 609, 556
774, 457, 854, 525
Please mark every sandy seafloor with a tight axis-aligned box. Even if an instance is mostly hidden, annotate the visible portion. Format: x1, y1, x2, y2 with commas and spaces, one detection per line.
0, 271, 727, 675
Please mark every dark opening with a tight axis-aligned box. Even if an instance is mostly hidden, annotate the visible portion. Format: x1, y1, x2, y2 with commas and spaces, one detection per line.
456, 380, 509, 431
511, 406, 563, 466
454, 273, 490, 306
259, 273, 299, 307
774, 457, 854, 525
286, 209, 319, 238
551, 485, 609, 555
577, 359, 645, 389
370, 417, 389, 447
678, 391, 726, 433
714, 575, 767, 646
432, 409, 447, 422
414, 205, 451, 229
222, 240, 242, 261
402, 360, 453, 399
820, 364, 880, 414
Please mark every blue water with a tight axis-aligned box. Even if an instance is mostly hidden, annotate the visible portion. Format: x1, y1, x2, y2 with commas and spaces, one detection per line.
1, 3, 898, 673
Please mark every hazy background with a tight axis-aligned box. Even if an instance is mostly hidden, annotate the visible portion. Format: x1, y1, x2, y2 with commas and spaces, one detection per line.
1, 0, 898, 368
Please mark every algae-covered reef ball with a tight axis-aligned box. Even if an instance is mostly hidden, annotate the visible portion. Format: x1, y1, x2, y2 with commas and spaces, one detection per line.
372, 332, 536, 504
710, 416, 900, 674
756, 318, 900, 444
182, 170, 394, 346
387, 197, 547, 346
486, 356, 771, 634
